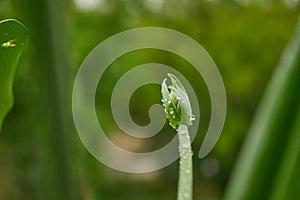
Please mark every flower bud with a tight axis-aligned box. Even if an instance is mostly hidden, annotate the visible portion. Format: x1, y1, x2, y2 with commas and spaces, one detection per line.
161, 73, 195, 130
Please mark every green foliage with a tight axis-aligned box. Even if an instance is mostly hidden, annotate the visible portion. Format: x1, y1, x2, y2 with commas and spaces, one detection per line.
15, 0, 80, 199
0, 0, 299, 199
224, 16, 300, 200
0, 19, 28, 131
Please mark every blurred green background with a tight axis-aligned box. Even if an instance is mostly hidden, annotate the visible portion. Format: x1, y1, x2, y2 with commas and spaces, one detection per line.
0, 0, 299, 199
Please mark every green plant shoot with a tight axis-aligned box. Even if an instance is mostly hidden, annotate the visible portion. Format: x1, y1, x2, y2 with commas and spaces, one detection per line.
161, 73, 195, 200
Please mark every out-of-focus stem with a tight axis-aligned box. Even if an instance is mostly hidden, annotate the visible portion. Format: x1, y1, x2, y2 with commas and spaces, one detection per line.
15, 0, 79, 199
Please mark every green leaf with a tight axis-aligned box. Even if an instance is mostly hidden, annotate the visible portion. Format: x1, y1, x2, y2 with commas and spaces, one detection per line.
0, 19, 29, 131
269, 106, 300, 200
224, 16, 300, 200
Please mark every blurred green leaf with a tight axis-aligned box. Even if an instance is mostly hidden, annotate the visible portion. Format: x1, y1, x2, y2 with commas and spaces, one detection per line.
224, 16, 300, 200
269, 105, 300, 200
0, 19, 28, 131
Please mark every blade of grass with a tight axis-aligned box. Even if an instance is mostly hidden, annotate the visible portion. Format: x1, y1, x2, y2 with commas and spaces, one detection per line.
14, 0, 79, 199
269, 105, 300, 200
223, 16, 300, 200
0, 19, 28, 131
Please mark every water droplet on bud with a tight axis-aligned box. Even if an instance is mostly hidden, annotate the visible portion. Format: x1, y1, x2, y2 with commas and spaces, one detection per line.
190, 114, 195, 121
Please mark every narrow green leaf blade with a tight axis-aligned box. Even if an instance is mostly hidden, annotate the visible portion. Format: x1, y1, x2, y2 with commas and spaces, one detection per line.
269, 105, 300, 200
0, 19, 28, 131
224, 16, 300, 200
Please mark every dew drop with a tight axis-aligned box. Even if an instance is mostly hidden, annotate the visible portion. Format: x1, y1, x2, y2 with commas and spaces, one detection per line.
190, 114, 195, 121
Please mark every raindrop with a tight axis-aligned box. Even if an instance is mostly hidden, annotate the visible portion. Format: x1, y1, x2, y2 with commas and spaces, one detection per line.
190, 114, 195, 121
169, 109, 174, 115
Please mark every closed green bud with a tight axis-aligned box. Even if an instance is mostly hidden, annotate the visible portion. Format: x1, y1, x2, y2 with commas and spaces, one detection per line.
161, 74, 195, 130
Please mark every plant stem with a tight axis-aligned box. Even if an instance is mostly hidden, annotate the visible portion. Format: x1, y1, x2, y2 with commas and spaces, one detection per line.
177, 124, 193, 200
161, 74, 194, 200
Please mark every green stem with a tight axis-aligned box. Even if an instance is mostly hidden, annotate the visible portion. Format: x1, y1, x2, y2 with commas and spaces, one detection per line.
161, 74, 194, 200
177, 124, 193, 200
